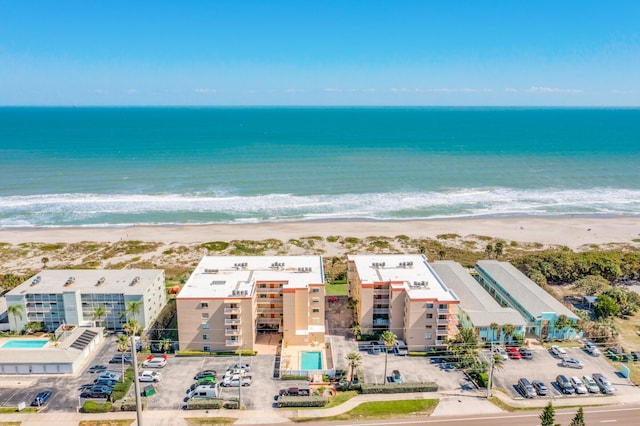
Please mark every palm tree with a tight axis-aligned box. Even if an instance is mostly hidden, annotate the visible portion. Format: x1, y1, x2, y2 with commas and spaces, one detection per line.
381, 330, 398, 384
91, 305, 106, 328
489, 322, 500, 343
352, 324, 362, 340
345, 351, 362, 383
41, 257, 49, 268
438, 249, 446, 260
485, 244, 494, 259
123, 318, 141, 337
7, 304, 25, 333
121, 300, 143, 323
494, 241, 504, 259
502, 323, 516, 344
159, 337, 172, 354
116, 334, 130, 382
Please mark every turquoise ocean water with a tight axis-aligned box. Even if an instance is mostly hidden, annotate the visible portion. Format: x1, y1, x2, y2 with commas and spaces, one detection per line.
1, 107, 639, 228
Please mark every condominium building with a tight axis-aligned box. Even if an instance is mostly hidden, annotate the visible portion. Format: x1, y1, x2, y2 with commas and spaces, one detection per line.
431, 261, 526, 343
347, 254, 460, 351
176, 256, 325, 352
475, 260, 579, 339
5, 270, 166, 332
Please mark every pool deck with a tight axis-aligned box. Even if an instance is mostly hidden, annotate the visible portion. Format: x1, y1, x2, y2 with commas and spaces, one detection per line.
0, 338, 50, 349
280, 344, 328, 375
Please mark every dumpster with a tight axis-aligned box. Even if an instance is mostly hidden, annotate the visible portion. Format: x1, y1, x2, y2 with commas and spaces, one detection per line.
142, 385, 156, 397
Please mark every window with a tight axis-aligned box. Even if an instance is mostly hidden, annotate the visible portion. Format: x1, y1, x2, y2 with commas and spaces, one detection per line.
311, 288, 320, 293
425, 333, 432, 340
426, 303, 434, 309
312, 298, 320, 303
201, 323, 210, 329
203, 345, 211, 352
200, 302, 209, 308
259, 284, 267, 288
426, 313, 433, 319
312, 308, 320, 313
203, 334, 210, 340
426, 324, 433, 329
201, 313, 209, 319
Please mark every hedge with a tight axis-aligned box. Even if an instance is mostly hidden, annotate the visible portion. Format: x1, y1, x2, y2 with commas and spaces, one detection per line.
360, 382, 438, 394
82, 400, 113, 413
112, 398, 147, 412
177, 350, 257, 357
281, 374, 309, 380
109, 366, 135, 402
408, 351, 428, 357
186, 398, 225, 410
277, 395, 328, 408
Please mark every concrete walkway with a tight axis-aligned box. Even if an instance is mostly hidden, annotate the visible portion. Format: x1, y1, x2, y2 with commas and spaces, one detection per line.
0, 389, 637, 425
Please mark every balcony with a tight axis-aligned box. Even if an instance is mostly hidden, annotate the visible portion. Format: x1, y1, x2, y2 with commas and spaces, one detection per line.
226, 339, 242, 346
435, 339, 448, 346
224, 318, 241, 325
224, 307, 241, 314
256, 287, 282, 293
437, 308, 450, 314
372, 308, 388, 314
373, 288, 388, 295
225, 329, 241, 336
436, 328, 448, 335
256, 317, 281, 324
257, 307, 283, 314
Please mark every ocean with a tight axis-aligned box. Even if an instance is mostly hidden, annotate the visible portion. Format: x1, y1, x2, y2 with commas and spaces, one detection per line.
1, 107, 639, 228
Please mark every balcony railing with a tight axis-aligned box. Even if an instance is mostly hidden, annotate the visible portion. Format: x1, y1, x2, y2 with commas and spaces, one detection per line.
436, 328, 448, 335
256, 287, 282, 293
224, 307, 241, 314
226, 339, 242, 346
373, 289, 388, 295
257, 307, 283, 314
225, 329, 241, 336
256, 317, 281, 324
435, 339, 447, 346
224, 318, 241, 325
372, 308, 388, 314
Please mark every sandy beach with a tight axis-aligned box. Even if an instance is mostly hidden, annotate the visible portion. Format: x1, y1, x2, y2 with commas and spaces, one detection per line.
1, 217, 639, 250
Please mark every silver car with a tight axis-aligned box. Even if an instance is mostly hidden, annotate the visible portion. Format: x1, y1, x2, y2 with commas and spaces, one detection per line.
570, 376, 587, 394
582, 375, 600, 393
562, 357, 584, 369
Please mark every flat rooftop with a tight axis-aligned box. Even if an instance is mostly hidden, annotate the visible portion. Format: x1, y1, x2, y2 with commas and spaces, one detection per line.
432, 261, 526, 327
178, 256, 324, 299
348, 254, 458, 302
7, 270, 163, 296
476, 260, 578, 320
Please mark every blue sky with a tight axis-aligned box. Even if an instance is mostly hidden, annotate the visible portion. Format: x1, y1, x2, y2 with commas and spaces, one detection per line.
1, 0, 639, 106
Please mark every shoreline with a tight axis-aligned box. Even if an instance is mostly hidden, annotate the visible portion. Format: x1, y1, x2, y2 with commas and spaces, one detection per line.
1, 216, 639, 249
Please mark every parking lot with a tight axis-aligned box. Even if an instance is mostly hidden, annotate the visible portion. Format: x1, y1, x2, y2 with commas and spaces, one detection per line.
489, 345, 640, 400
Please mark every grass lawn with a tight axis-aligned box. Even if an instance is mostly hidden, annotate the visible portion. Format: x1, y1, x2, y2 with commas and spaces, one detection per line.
325, 283, 347, 296
324, 390, 358, 408
0, 407, 37, 413
184, 418, 236, 425
609, 313, 640, 385
79, 421, 134, 426
293, 399, 438, 422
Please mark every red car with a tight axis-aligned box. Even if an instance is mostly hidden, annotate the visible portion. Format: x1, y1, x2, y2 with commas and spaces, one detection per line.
506, 346, 522, 359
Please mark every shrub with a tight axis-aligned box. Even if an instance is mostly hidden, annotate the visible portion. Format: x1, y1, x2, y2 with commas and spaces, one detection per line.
82, 400, 112, 413
177, 350, 257, 357
112, 398, 147, 412
277, 396, 328, 408
201, 241, 230, 251
109, 366, 134, 402
186, 398, 225, 410
281, 374, 309, 380
408, 351, 428, 357
360, 382, 438, 394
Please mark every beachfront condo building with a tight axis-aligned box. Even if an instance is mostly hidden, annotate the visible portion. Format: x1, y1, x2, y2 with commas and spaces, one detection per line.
5, 269, 166, 332
176, 256, 325, 352
347, 254, 460, 351
474, 260, 580, 340
431, 261, 526, 344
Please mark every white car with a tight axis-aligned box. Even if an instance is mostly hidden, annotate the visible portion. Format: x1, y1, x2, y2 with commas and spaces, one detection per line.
97, 371, 121, 381
570, 376, 587, 394
584, 342, 601, 356
142, 357, 167, 368
562, 357, 584, 369
223, 368, 248, 380
138, 370, 162, 382
228, 363, 251, 372
221, 375, 252, 387
492, 346, 508, 360
550, 345, 568, 358
582, 375, 600, 393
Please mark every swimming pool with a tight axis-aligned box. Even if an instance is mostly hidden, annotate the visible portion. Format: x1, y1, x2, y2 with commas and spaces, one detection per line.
1, 339, 49, 349
300, 351, 323, 370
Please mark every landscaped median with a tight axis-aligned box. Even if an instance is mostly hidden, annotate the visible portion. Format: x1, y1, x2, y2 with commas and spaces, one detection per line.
289, 398, 439, 422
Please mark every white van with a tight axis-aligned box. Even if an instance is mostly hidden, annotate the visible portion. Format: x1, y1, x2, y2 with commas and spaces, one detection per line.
394, 340, 409, 356
142, 357, 167, 368
188, 384, 220, 399
138, 370, 162, 382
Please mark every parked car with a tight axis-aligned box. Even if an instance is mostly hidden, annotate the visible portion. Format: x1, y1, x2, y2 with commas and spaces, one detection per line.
392, 369, 403, 383
187, 380, 215, 394
88, 365, 108, 373
570, 376, 587, 394
138, 370, 163, 382
368, 341, 382, 354
80, 385, 112, 399
221, 375, 252, 387
518, 378, 536, 398
556, 375, 575, 394
93, 379, 118, 388
97, 371, 121, 381
109, 354, 133, 364
592, 373, 616, 394
519, 348, 533, 359
78, 383, 94, 391
584, 341, 601, 356
581, 375, 600, 393
31, 390, 52, 407
492, 346, 508, 360
506, 347, 522, 359
394, 340, 409, 356
194, 370, 217, 380
532, 380, 548, 396
223, 368, 248, 380
188, 384, 219, 399
228, 363, 251, 372
562, 357, 584, 369
142, 357, 167, 368
550, 345, 568, 358
279, 387, 310, 396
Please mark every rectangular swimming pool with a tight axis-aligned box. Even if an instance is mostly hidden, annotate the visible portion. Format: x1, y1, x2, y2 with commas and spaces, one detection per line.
300, 351, 323, 370
1, 339, 49, 349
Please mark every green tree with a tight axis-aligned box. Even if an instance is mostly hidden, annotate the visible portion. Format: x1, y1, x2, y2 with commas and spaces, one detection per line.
569, 407, 585, 426
594, 294, 620, 319
494, 241, 504, 259
553, 314, 570, 339
489, 322, 500, 342
448, 327, 478, 369
159, 337, 172, 354
485, 244, 494, 259
121, 300, 143, 323
116, 334, 130, 382
345, 351, 362, 383
7, 304, 25, 333
381, 330, 398, 385
123, 318, 141, 337
91, 305, 106, 327
502, 323, 516, 344
352, 324, 362, 340
528, 269, 548, 287
572, 275, 610, 296
540, 402, 560, 426
41, 257, 49, 268
438, 249, 446, 260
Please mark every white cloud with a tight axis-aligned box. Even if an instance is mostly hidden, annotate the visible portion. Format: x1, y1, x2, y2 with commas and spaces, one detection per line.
391, 87, 492, 93
504, 88, 518, 93
323, 88, 341, 92
283, 88, 305, 94
610, 89, 635, 94
194, 88, 217, 94
527, 86, 584, 94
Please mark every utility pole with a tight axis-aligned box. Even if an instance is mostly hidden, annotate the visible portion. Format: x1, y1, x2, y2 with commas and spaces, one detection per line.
487, 341, 494, 398
238, 351, 242, 409
131, 335, 143, 426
